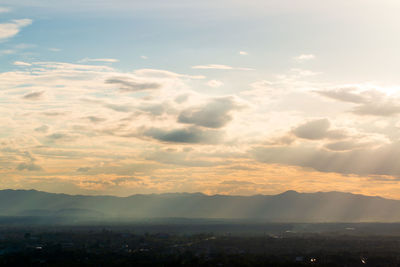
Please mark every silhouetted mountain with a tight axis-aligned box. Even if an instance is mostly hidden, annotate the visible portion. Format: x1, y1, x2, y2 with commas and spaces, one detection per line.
1, 189, 400, 222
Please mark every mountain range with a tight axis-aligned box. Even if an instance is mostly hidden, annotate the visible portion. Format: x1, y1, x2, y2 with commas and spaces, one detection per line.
1, 189, 400, 223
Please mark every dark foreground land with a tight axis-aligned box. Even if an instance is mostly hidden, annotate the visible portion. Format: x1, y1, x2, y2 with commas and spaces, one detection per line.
1, 223, 400, 266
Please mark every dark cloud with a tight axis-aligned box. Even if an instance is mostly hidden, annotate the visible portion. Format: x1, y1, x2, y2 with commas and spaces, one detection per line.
316, 88, 400, 117
252, 142, 400, 177
86, 116, 106, 123
139, 103, 172, 116
292, 118, 330, 140
324, 140, 375, 151
22, 91, 44, 100
224, 165, 255, 171
16, 162, 43, 171
143, 126, 222, 144
34, 125, 49, 133
264, 135, 296, 146
104, 103, 132, 112
47, 133, 68, 140
144, 149, 226, 167
76, 167, 91, 172
112, 177, 141, 185
352, 102, 400, 116
220, 180, 255, 185
23, 151, 36, 162
105, 77, 161, 92
178, 97, 242, 128
315, 88, 367, 104
46, 133, 75, 142
80, 177, 141, 187
42, 111, 65, 116
292, 119, 347, 140
80, 180, 107, 185
175, 94, 189, 104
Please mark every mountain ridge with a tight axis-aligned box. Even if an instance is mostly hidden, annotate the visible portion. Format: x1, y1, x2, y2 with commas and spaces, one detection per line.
1, 189, 399, 223
0, 188, 389, 200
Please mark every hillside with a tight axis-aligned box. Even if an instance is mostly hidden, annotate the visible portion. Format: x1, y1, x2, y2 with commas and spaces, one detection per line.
1, 189, 400, 222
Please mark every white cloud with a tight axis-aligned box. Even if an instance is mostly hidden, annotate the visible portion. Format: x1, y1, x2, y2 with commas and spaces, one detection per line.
206, 80, 223, 88
0, 49, 15, 55
193, 64, 233, 70
0, 19, 32, 41
134, 68, 205, 79
294, 54, 315, 62
239, 51, 248, 55
192, 64, 253, 71
15, 43, 34, 49
14, 61, 32, 66
79, 58, 119, 63
0, 7, 11, 13
1, 44, 34, 55
141, 55, 148, 59
290, 68, 320, 76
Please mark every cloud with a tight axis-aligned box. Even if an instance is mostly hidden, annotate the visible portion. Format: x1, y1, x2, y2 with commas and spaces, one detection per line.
34, 125, 49, 133
294, 54, 315, 62
178, 97, 242, 128
103, 103, 132, 112
134, 68, 205, 79
206, 80, 223, 88
252, 141, 400, 177
175, 94, 189, 104
143, 148, 227, 167
290, 68, 320, 76
28, 61, 113, 71
0, 49, 14, 55
292, 118, 347, 140
292, 119, 329, 140
143, 126, 222, 144
14, 61, 32, 66
352, 102, 400, 117
315, 87, 368, 104
22, 91, 44, 100
264, 135, 296, 146
76, 167, 91, 172
105, 76, 161, 92
79, 58, 119, 63
316, 87, 400, 117
0, 19, 32, 41
192, 64, 254, 71
138, 103, 172, 116
324, 140, 377, 152
86, 116, 106, 123
220, 180, 254, 185
16, 162, 42, 171
239, 51, 248, 55
111, 176, 141, 185
192, 64, 233, 70
42, 111, 65, 117
0, 7, 11, 13
15, 43, 35, 49
46, 133, 75, 142
240, 80, 282, 100
7, 56, 400, 195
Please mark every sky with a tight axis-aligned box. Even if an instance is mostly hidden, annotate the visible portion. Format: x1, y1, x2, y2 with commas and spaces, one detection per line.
1, 0, 400, 198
